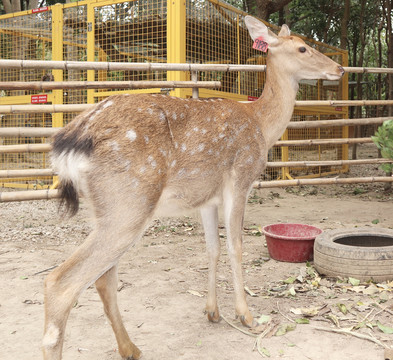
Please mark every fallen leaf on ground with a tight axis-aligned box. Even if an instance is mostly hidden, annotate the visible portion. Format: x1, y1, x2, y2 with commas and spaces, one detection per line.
348, 277, 360, 286
377, 321, 393, 334
337, 303, 348, 315
290, 306, 319, 317
275, 323, 296, 336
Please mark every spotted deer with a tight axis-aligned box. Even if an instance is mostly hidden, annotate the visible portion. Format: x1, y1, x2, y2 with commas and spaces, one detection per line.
45, 16, 344, 360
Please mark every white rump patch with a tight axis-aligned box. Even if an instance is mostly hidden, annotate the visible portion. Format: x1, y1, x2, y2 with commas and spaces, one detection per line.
126, 129, 137, 142
51, 150, 90, 195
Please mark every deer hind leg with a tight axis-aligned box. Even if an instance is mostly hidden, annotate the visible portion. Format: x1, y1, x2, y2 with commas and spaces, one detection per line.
43, 224, 146, 360
200, 204, 221, 323
95, 264, 141, 359
223, 183, 256, 328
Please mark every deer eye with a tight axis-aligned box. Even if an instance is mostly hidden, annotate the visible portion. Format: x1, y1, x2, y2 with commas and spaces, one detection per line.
299, 46, 307, 53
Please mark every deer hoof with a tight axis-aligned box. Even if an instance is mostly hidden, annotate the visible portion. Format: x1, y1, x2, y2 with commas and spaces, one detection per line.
122, 345, 141, 360
124, 354, 141, 360
206, 310, 221, 323
239, 314, 257, 328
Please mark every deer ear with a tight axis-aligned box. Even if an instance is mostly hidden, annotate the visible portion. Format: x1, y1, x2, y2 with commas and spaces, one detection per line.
278, 24, 291, 37
244, 16, 279, 45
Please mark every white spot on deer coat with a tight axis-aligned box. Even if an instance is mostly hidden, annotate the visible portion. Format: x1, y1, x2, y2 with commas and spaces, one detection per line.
144, 135, 149, 144
148, 155, 157, 168
109, 141, 120, 151
159, 111, 166, 123
126, 130, 137, 142
181, 144, 187, 152
198, 143, 205, 152
172, 113, 177, 121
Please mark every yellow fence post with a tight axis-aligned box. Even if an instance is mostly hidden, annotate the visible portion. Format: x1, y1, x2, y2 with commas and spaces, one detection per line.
167, 0, 187, 98
87, 1, 95, 104
50, 3, 64, 189
51, 4, 63, 128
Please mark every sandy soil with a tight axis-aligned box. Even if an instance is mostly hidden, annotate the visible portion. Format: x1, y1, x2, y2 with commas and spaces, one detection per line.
1, 154, 393, 360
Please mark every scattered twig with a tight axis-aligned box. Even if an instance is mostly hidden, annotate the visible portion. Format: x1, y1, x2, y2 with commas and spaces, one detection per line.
221, 314, 257, 338
33, 265, 58, 276
312, 325, 389, 349
375, 302, 393, 316
276, 300, 296, 323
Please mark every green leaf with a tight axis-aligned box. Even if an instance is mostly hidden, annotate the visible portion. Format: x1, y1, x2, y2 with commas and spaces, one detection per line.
275, 323, 296, 336
257, 314, 271, 324
376, 321, 393, 334
288, 286, 296, 296
371, 219, 380, 225
260, 347, 270, 357
348, 277, 360, 286
379, 291, 389, 303
337, 303, 348, 315
283, 276, 296, 284
295, 318, 310, 324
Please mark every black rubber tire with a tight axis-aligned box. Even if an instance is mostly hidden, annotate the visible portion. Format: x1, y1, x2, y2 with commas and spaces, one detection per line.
314, 227, 393, 282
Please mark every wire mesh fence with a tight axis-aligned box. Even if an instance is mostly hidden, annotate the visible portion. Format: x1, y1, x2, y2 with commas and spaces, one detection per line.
0, 0, 348, 189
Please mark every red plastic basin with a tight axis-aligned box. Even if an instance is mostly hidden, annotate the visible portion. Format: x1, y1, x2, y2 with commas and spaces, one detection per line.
263, 223, 323, 262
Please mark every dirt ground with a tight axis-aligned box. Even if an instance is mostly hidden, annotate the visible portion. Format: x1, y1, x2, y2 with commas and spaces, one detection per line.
1, 148, 393, 360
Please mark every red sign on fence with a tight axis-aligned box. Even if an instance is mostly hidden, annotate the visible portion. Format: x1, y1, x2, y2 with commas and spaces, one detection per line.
32, 6, 49, 14
31, 95, 48, 104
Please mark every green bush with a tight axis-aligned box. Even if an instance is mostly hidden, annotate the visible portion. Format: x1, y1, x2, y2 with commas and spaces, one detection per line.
372, 119, 393, 174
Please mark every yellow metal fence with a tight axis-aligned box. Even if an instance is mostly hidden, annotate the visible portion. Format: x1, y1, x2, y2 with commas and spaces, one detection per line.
0, 0, 348, 189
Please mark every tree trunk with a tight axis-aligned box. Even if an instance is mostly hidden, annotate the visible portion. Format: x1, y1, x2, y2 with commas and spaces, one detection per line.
352, 0, 367, 160
340, 0, 350, 50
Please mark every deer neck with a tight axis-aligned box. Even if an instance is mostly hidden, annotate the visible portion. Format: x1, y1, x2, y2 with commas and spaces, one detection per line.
251, 57, 298, 149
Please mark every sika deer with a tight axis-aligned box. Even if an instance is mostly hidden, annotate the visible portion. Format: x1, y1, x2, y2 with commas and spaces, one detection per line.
45, 16, 344, 359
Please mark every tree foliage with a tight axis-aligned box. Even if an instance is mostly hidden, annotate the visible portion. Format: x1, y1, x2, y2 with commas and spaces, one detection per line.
241, 0, 393, 116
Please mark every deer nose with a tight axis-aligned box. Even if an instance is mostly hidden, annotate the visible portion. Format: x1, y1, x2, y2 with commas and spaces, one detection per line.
338, 66, 345, 76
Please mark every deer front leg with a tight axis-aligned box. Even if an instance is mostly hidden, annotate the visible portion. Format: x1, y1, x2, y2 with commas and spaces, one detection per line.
223, 185, 255, 328
95, 265, 141, 359
200, 204, 221, 323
